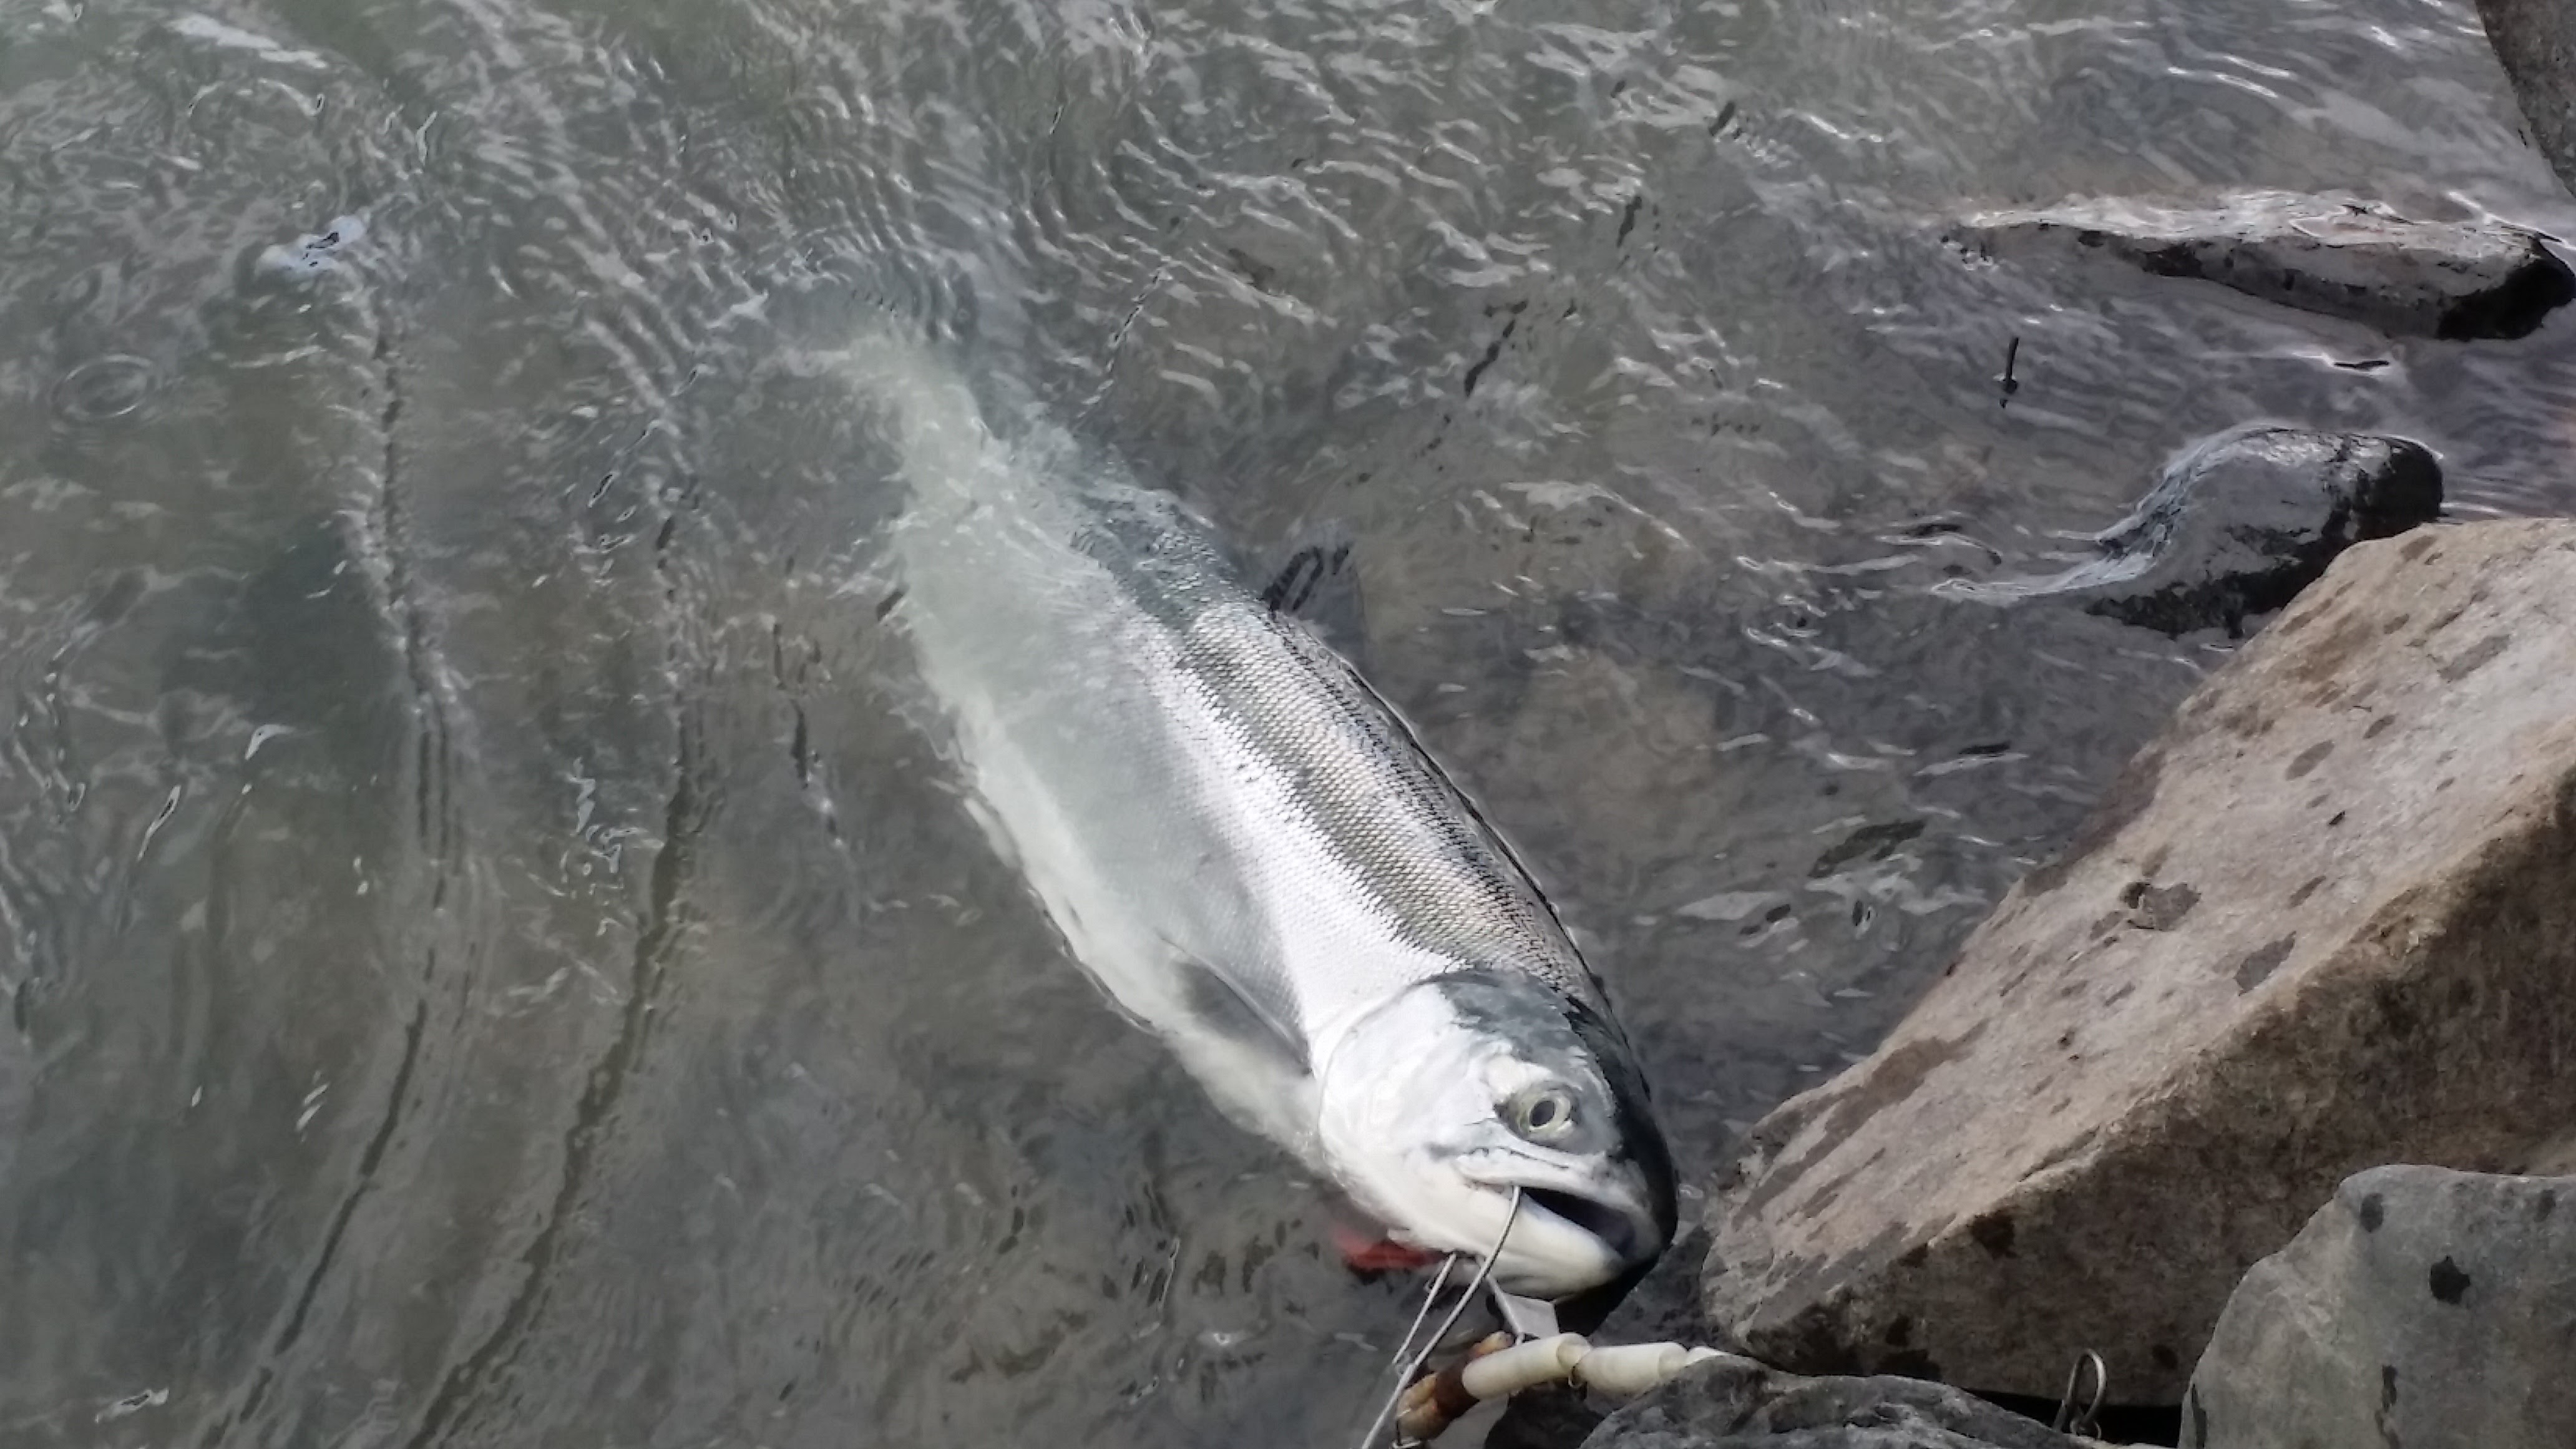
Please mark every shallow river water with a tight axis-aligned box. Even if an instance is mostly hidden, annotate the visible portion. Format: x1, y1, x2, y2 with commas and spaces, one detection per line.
4, 0, 2575, 1445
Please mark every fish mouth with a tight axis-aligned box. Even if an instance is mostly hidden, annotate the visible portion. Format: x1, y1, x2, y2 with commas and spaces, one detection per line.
1518, 1186, 1649, 1265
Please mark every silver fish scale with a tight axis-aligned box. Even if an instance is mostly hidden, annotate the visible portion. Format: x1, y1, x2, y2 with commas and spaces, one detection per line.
1088, 486, 1614, 1026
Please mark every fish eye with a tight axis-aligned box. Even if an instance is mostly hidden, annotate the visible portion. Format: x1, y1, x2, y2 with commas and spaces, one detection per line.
1508, 1086, 1578, 1142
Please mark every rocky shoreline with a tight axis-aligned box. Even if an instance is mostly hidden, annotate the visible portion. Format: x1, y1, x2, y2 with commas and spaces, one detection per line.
1700, 515, 2576, 1402
1529, 21, 2576, 1449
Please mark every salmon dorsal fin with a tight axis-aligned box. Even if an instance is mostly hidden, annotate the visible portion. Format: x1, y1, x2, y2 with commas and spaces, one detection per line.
1259, 522, 1369, 666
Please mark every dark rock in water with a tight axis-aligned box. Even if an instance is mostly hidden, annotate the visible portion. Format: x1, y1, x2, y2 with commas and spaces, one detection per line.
1953, 193, 2575, 340
2477, 0, 2576, 198
1586, 1224, 1722, 1349
1491, 1384, 1612, 1449
2183, 1164, 2576, 1449
1700, 521, 2576, 1404
1949, 427, 2444, 638
1579, 1357, 2087, 1448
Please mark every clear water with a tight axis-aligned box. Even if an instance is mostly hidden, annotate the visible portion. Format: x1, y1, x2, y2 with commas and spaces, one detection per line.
2, 0, 2572, 1444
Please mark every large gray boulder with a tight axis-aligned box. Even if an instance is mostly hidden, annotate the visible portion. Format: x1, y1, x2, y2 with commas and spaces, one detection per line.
1952, 193, 2574, 340
2477, 0, 2576, 196
2182, 1164, 2576, 1449
1580, 1357, 2090, 1449
1700, 520, 2576, 1403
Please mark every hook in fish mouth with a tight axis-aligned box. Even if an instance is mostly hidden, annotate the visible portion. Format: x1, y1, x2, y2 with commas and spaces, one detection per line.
1457, 1176, 1662, 1299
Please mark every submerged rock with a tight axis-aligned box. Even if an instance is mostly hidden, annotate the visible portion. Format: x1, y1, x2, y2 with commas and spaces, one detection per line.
1581, 1355, 2091, 1449
2181, 1164, 2576, 1449
2477, 0, 2576, 197
1949, 426, 2443, 637
1953, 193, 2574, 340
1699, 520, 2576, 1403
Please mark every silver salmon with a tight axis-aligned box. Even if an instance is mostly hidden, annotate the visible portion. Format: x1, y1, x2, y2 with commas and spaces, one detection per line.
852, 338, 1674, 1299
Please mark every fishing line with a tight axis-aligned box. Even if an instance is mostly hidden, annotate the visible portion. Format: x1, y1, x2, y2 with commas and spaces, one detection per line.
1388, 1252, 1463, 1382
1352, 1186, 1524, 1449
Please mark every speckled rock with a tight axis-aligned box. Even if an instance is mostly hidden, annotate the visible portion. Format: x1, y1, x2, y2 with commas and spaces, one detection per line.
1700, 520, 2576, 1403
2477, 0, 2576, 197
1952, 425, 2442, 637
1579, 1356, 2091, 1449
1953, 193, 2574, 340
2182, 1164, 2576, 1449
